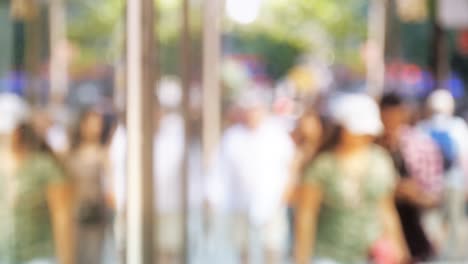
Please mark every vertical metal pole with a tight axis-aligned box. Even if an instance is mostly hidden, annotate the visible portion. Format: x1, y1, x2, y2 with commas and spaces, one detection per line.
126, 0, 156, 263
367, 0, 387, 98
202, 0, 222, 168
181, 0, 191, 262
25, 9, 41, 103
430, 0, 448, 88
114, 9, 127, 113
49, 0, 67, 103
385, 0, 400, 60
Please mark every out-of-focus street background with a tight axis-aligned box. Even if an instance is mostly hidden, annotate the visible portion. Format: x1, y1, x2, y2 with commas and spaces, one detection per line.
2, 0, 468, 263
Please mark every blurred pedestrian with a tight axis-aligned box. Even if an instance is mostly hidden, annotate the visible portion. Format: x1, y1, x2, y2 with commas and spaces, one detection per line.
379, 93, 443, 262
287, 109, 323, 250
67, 109, 110, 264
419, 89, 468, 259
31, 109, 70, 157
290, 109, 324, 197
206, 89, 295, 264
294, 93, 408, 264
153, 107, 186, 264
108, 81, 188, 264
0, 122, 75, 264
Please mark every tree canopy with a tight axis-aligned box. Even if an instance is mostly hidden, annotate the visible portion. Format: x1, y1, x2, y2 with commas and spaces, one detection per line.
67, 0, 369, 79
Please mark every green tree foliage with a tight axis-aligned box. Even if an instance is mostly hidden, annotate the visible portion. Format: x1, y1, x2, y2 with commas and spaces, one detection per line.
67, 0, 186, 73
67, 0, 368, 79
67, 0, 125, 67
226, 32, 304, 80
225, 0, 368, 79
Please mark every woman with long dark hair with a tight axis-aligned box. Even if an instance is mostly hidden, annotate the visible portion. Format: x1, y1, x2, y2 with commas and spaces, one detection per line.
0, 122, 74, 264
291, 109, 324, 174
67, 109, 110, 264
294, 94, 408, 264
287, 110, 323, 252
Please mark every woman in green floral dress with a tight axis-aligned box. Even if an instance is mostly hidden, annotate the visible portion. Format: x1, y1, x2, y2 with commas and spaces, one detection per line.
0, 123, 74, 264
294, 94, 408, 264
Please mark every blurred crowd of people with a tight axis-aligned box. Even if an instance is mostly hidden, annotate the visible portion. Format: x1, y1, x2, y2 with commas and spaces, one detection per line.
0, 93, 116, 264
1, 85, 468, 264
0, 85, 195, 264
205, 88, 468, 264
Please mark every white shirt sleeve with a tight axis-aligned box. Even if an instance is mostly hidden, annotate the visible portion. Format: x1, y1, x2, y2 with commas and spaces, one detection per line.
109, 124, 127, 212
204, 142, 232, 212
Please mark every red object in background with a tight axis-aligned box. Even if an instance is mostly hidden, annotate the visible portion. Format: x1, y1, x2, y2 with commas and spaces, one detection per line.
457, 30, 468, 56
386, 61, 423, 86
401, 64, 422, 86
273, 97, 294, 116
369, 238, 399, 264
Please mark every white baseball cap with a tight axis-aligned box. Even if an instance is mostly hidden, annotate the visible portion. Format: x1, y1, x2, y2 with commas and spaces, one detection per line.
0, 93, 30, 135
157, 76, 182, 109
329, 93, 383, 136
427, 89, 455, 116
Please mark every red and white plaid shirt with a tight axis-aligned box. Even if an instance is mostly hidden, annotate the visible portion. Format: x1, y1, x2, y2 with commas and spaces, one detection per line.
398, 126, 444, 195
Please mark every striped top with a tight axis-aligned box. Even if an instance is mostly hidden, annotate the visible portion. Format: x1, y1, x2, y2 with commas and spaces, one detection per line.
398, 126, 443, 195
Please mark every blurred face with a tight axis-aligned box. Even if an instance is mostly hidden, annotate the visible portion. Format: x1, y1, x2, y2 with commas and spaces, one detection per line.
11, 127, 23, 152
300, 114, 322, 143
11, 125, 37, 155
381, 106, 408, 136
80, 112, 103, 143
339, 128, 374, 150
244, 105, 266, 129
226, 105, 245, 125
32, 112, 52, 137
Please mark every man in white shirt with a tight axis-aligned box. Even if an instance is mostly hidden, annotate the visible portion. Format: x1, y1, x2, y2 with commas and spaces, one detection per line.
206, 90, 295, 264
153, 110, 186, 264
109, 109, 186, 264
418, 89, 468, 259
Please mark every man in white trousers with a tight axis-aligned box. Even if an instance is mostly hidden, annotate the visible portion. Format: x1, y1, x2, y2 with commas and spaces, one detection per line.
206, 89, 295, 264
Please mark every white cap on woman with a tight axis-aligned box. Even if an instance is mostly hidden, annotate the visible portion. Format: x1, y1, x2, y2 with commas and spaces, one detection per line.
0, 93, 30, 135
329, 93, 383, 136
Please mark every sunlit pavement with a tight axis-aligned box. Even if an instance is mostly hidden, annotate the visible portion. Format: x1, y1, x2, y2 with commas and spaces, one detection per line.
101, 213, 468, 264
99, 143, 468, 264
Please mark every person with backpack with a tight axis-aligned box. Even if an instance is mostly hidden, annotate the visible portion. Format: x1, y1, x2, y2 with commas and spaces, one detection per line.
379, 93, 444, 262
419, 89, 468, 260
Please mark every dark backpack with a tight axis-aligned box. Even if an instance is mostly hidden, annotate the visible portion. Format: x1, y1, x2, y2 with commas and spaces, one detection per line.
429, 129, 458, 171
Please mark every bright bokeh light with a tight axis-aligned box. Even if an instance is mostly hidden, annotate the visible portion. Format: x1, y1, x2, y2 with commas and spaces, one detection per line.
226, 0, 262, 24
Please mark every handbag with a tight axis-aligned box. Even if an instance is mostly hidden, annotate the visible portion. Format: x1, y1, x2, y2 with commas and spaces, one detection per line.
369, 238, 399, 264
78, 201, 107, 225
